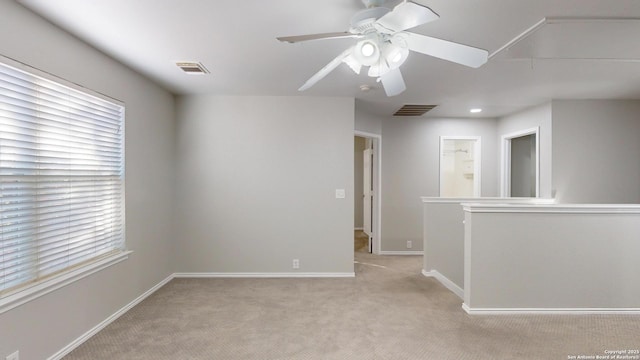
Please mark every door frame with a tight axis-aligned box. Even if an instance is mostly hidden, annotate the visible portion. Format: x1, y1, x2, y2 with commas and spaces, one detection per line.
355, 130, 382, 255
362, 147, 373, 239
439, 136, 482, 197
500, 127, 540, 197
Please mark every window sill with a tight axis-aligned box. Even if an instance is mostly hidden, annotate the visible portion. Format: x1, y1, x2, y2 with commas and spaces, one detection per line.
0, 250, 132, 315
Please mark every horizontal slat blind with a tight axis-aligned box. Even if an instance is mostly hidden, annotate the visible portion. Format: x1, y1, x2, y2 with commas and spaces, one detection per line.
0, 61, 124, 295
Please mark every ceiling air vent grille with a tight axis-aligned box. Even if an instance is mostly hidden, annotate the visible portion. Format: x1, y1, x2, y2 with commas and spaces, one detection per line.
393, 104, 437, 116
176, 61, 210, 75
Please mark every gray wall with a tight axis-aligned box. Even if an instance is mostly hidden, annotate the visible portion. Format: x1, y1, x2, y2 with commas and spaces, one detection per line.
552, 100, 640, 203
464, 205, 640, 309
174, 95, 354, 274
0, 2, 176, 359
423, 200, 466, 293
354, 136, 367, 229
354, 100, 383, 135
423, 197, 553, 298
381, 117, 498, 252
497, 102, 553, 198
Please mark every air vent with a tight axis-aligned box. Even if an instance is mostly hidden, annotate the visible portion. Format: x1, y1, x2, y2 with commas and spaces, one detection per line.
176, 61, 210, 75
393, 104, 437, 116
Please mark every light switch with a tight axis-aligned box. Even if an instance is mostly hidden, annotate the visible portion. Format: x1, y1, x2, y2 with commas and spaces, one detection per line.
335, 189, 346, 199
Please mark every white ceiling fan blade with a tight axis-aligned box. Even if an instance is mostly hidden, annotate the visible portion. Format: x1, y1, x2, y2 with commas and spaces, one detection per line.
277, 32, 359, 44
379, 68, 406, 96
375, 1, 439, 33
405, 32, 488, 68
299, 48, 353, 91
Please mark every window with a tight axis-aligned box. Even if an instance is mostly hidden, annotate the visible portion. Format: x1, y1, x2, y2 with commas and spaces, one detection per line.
0, 59, 126, 310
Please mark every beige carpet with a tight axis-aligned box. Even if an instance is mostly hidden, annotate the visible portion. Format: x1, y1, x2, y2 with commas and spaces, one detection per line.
63, 253, 640, 359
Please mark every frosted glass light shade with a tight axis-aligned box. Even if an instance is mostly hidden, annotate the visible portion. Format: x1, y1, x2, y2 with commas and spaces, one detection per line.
385, 33, 410, 69
354, 39, 380, 66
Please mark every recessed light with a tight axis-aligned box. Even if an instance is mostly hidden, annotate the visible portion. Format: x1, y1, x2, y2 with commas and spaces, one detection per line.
470, 108, 482, 113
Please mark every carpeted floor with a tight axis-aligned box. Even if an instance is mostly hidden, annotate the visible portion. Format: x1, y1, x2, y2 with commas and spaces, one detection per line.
354, 229, 369, 253
63, 252, 640, 360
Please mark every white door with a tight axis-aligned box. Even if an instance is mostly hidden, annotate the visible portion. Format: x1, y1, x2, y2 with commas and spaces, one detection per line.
363, 148, 373, 237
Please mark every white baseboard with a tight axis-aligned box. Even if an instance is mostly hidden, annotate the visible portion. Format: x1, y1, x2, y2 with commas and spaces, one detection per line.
422, 269, 464, 299
378, 251, 423, 255
173, 272, 355, 278
462, 303, 640, 315
48, 274, 174, 360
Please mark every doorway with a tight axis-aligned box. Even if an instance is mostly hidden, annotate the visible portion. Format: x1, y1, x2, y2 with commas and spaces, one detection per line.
439, 136, 482, 197
501, 127, 539, 197
354, 131, 381, 254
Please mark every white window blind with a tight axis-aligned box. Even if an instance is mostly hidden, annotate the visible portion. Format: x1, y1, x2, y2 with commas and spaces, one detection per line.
0, 61, 125, 296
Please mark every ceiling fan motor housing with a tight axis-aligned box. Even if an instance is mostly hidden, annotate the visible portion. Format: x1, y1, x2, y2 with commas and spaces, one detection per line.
350, 7, 391, 33
361, 0, 388, 8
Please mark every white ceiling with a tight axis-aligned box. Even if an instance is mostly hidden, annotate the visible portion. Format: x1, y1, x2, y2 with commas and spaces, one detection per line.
18, 0, 640, 118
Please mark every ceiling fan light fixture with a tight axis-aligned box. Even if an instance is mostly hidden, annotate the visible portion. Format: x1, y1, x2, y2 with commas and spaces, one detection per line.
354, 39, 381, 66
382, 42, 409, 69
386, 33, 410, 68
342, 50, 362, 74
368, 62, 390, 77
361, 42, 376, 57
279, 0, 488, 97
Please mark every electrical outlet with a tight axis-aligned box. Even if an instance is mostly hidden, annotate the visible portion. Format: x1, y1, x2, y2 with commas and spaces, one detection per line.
292, 259, 299, 269
6, 350, 19, 360
406, 240, 412, 249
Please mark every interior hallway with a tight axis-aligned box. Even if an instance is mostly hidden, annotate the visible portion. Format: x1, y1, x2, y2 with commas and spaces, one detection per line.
354, 229, 369, 253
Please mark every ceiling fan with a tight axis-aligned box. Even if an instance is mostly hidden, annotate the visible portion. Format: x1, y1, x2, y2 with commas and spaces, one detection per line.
277, 0, 489, 96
